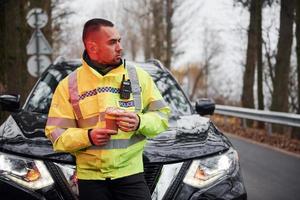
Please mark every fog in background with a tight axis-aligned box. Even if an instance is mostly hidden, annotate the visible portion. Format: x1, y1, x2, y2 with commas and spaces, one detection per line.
54, 0, 280, 104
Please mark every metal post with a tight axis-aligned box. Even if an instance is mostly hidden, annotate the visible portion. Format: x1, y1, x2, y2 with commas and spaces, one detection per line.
266, 123, 272, 136
242, 118, 247, 129
224, 116, 228, 127
34, 11, 40, 77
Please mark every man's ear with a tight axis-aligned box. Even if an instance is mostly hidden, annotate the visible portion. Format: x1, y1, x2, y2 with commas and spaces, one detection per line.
86, 41, 98, 54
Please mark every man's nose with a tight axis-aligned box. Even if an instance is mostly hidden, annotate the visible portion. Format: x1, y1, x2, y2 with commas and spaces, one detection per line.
116, 42, 123, 52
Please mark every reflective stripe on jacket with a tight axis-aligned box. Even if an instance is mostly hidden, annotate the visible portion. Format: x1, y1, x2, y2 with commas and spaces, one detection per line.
45, 59, 170, 180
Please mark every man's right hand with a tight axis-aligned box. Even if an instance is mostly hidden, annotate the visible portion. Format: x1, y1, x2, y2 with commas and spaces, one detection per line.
89, 128, 117, 146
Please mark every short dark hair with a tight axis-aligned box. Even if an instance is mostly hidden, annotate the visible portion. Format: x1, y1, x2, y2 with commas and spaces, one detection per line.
82, 18, 114, 43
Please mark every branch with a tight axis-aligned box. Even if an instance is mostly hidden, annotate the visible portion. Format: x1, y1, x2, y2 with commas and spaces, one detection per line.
262, 37, 275, 84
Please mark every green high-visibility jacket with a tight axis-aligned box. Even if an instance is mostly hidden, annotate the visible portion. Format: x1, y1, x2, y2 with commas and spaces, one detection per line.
45, 58, 170, 180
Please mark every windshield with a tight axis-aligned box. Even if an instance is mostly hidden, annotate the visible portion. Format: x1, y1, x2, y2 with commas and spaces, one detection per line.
25, 65, 74, 113
25, 62, 192, 115
142, 67, 192, 116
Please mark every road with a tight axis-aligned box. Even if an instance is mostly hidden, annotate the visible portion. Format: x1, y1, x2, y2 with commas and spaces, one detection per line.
228, 135, 300, 200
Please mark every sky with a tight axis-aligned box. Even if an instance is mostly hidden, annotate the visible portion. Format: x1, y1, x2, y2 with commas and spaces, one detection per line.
57, 0, 280, 103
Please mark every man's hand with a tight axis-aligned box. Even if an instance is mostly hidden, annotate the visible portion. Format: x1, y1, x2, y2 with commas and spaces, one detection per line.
89, 128, 117, 146
116, 111, 140, 132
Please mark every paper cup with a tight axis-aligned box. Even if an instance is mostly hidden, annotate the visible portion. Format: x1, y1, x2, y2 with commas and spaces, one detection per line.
105, 107, 119, 131
105, 113, 118, 131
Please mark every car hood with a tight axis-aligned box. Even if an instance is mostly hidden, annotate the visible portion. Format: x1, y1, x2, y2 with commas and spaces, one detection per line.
0, 110, 230, 164
0, 111, 73, 163
143, 115, 231, 163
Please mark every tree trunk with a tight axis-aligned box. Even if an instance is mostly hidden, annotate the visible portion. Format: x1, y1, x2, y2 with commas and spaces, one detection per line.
297, 0, 300, 116
165, 0, 173, 69
242, 0, 257, 110
242, 0, 258, 126
1, 0, 33, 108
292, 0, 300, 139
190, 67, 204, 100
0, 0, 51, 123
151, 0, 165, 63
0, 1, 6, 92
270, 0, 295, 134
257, 0, 264, 128
128, 0, 178, 69
0, 0, 30, 122
0, 1, 7, 122
142, 14, 152, 60
271, 0, 294, 113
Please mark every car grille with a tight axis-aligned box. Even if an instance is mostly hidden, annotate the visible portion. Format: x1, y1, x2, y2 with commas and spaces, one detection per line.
144, 163, 163, 193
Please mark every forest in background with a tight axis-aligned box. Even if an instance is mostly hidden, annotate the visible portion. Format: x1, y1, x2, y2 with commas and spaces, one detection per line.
1, 0, 300, 138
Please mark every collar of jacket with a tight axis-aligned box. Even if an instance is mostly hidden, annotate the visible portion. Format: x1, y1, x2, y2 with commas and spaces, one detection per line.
81, 55, 125, 78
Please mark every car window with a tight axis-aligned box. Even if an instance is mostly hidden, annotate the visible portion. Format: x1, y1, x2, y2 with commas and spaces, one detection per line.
25, 67, 72, 113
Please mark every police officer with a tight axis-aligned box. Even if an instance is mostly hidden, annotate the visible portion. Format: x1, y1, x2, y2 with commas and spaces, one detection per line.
45, 18, 170, 200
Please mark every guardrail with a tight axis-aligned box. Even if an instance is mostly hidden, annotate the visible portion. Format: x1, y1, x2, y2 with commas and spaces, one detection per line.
214, 105, 300, 134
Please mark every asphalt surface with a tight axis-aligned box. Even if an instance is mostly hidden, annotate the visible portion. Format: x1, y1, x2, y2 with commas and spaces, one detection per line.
228, 135, 300, 200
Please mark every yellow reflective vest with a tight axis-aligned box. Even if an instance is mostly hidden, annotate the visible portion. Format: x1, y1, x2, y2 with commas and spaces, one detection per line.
45, 59, 170, 180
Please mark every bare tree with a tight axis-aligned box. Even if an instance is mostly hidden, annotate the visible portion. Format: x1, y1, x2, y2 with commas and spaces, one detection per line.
171, 63, 204, 100
150, 0, 165, 64
165, 0, 174, 69
256, 0, 265, 128
121, 0, 198, 69
201, 27, 222, 98
270, 0, 295, 135
262, 18, 278, 109
183, 26, 222, 101
271, 0, 295, 113
120, 0, 151, 61
236, 0, 276, 108
289, 66, 298, 112
263, 28, 276, 92
189, 63, 205, 100
0, 0, 52, 123
296, 0, 300, 115
291, 0, 300, 139
257, 0, 264, 110
241, 0, 259, 112
51, 0, 75, 59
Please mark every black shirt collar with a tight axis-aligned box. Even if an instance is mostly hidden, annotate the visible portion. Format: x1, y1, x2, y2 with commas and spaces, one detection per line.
83, 51, 123, 76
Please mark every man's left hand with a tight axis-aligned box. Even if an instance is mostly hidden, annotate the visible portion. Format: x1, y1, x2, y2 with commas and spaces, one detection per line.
116, 111, 139, 132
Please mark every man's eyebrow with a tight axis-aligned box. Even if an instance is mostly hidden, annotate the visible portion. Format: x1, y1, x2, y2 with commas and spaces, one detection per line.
108, 37, 121, 42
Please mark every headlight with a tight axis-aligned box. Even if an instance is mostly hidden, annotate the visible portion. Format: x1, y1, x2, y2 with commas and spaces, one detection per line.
0, 152, 54, 190
183, 148, 238, 188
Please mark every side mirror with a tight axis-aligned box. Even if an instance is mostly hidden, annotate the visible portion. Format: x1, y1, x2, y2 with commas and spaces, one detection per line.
0, 94, 21, 112
195, 98, 215, 116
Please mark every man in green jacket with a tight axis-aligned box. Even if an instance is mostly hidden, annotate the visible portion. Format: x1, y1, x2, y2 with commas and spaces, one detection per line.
46, 18, 170, 200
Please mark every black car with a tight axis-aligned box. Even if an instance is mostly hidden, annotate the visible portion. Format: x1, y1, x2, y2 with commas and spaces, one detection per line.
0, 59, 247, 200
